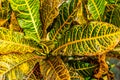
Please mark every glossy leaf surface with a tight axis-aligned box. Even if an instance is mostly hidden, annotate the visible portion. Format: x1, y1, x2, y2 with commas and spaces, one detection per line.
0, 27, 42, 54
87, 0, 106, 20
9, 0, 42, 41
52, 22, 120, 56
49, 0, 81, 40
68, 60, 96, 80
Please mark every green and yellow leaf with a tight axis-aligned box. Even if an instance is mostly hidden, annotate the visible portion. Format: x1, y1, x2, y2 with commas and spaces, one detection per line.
40, 0, 64, 38
68, 60, 97, 80
0, 0, 10, 20
0, 27, 42, 54
52, 21, 120, 56
48, 0, 81, 40
87, 0, 106, 20
9, 0, 42, 41
0, 53, 45, 80
75, 0, 87, 24
104, 3, 120, 28
40, 56, 70, 80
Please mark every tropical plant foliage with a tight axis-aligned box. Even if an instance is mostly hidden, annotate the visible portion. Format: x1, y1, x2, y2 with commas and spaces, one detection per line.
0, 0, 120, 80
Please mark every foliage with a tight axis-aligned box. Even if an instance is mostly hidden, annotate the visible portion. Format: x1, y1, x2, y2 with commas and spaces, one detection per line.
0, 0, 120, 80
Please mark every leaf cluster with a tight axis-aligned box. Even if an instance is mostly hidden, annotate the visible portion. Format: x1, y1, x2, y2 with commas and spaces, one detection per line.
0, 0, 120, 80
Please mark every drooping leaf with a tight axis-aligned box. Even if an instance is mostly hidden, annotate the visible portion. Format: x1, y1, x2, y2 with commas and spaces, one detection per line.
9, 0, 42, 41
87, 0, 106, 20
0, 27, 42, 54
52, 21, 120, 56
40, 0, 64, 38
48, 0, 81, 40
40, 56, 70, 80
0, 53, 45, 80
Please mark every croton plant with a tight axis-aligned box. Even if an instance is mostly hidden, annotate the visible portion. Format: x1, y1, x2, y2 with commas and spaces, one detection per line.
0, 0, 120, 80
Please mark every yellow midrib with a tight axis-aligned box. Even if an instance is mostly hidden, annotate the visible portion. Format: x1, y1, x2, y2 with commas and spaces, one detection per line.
91, 0, 101, 20
53, 31, 120, 53
0, 39, 35, 52
25, 0, 40, 40
2, 56, 43, 76
46, 60, 61, 80
52, 1, 81, 40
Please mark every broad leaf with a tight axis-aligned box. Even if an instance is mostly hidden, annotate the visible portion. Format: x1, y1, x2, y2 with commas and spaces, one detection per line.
0, 53, 45, 80
48, 0, 81, 40
87, 0, 106, 20
104, 4, 120, 28
68, 60, 97, 80
9, 0, 42, 42
40, 56, 70, 80
52, 21, 120, 56
0, 27, 42, 54
40, 0, 64, 37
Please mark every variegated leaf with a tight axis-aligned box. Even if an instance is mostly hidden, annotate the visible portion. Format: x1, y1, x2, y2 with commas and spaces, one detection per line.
40, 56, 70, 80
52, 21, 120, 56
0, 53, 45, 80
0, 27, 42, 54
48, 0, 81, 40
9, 0, 42, 42
68, 60, 97, 80
104, 3, 120, 28
87, 0, 106, 20
40, 0, 65, 38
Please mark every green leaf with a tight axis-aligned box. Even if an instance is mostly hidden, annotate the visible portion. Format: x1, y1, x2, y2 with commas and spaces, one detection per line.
0, 53, 45, 80
0, 27, 42, 54
52, 21, 120, 56
40, 56, 70, 80
68, 60, 96, 79
87, 0, 106, 20
105, 0, 120, 4
104, 4, 120, 27
48, 0, 81, 40
9, 0, 42, 42
40, 0, 64, 38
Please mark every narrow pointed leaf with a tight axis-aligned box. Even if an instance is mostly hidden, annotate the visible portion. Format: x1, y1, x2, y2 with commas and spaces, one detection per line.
9, 0, 42, 41
52, 22, 120, 56
40, 56, 70, 80
87, 0, 106, 20
40, 0, 64, 33
0, 53, 45, 80
49, 0, 81, 40
0, 27, 42, 54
